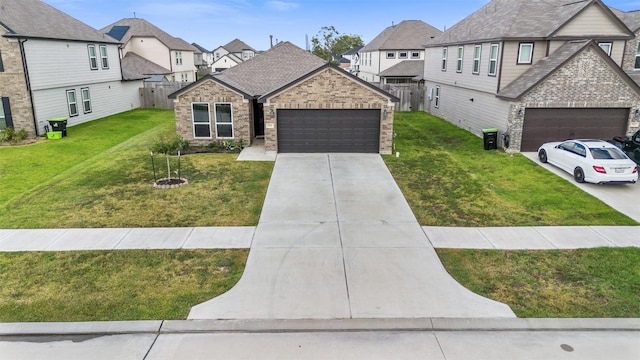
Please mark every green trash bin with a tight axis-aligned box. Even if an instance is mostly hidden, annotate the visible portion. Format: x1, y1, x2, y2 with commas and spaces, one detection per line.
482, 128, 498, 150
48, 117, 68, 137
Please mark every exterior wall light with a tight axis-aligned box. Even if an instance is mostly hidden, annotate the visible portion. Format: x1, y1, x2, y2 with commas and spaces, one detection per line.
269, 109, 275, 118
383, 109, 388, 119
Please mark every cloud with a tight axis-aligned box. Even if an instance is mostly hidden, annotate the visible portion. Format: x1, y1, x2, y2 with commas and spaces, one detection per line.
266, 1, 299, 11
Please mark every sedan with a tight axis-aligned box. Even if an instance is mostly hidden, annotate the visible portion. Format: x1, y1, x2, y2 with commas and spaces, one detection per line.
538, 139, 638, 184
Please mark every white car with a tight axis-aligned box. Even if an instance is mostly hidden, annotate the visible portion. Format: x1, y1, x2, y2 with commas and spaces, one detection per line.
538, 139, 638, 184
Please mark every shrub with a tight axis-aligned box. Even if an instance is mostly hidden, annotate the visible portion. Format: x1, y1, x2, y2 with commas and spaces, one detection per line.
150, 133, 189, 155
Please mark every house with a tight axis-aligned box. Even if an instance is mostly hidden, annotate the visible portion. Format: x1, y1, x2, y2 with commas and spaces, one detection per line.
211, 53, 243, 72
335, 46, 363, 72
212, 39, 257, 63
423, 0, 640, 152
100, 18, 199, 83
357, 20, 441, 83
0, 0, 142, 136
120, 52, 171, 87
169, 42, 398, 154
191, 43, 212, 67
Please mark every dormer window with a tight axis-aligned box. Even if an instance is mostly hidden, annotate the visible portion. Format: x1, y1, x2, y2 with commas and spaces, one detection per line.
517, 43, 533, 64
598, 42, 612, 56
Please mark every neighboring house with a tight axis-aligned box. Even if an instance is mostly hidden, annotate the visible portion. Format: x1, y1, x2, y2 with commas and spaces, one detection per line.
0, 0, 142, 136
121, 52, 171, 87
357, 20, 441, 83
379, 60, 425, 84
211, 53, 243, 72
212, 39, 257, 64
169, 42, 398, 154
100, 18, 199, 83
192, 42, 213, 67
335, 46, 363, 72
424, 0, 640, 152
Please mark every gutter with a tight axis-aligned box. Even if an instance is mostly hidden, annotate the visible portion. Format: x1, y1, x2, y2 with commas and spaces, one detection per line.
17, 38, 39, 136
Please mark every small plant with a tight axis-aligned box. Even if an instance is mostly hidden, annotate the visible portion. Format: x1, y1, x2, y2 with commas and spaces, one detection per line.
16, 129, 29, 141
0, 127, 15, 142
150, 134, 189, 182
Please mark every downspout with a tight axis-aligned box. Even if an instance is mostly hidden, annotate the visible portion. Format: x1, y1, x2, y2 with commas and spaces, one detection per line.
18, 38, 39, 135
496, 41, 505, 93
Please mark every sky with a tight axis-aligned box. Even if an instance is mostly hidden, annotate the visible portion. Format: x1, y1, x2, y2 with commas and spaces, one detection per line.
45, 0, 640, 51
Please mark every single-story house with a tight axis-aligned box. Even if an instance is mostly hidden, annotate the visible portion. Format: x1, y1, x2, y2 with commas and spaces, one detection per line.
169, 41, 399, 154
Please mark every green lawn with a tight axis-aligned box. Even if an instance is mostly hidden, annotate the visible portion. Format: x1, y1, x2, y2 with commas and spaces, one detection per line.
384, 112, 637, 226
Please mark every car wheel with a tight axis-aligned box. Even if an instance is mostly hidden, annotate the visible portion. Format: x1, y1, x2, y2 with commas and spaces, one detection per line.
538, 149, 548, 163
574, 167, 585, 183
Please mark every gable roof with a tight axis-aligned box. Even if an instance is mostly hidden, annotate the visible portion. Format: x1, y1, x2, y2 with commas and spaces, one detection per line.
341, 46, 363, 57
121, 52, 171, 80
0, 0, 118, 43
379, 60, 425, 77
191, 43, 211, 53
99, 18, 198, 52
612, 8, 640, 32
223, 39, 256, 53
361, 20, 442, 51
427, 0, 633, 46
497, 40, 640, 100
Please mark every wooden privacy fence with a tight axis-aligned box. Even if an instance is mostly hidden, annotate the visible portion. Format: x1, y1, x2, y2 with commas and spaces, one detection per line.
139, 82, 188, 110
378, 84, 426, 112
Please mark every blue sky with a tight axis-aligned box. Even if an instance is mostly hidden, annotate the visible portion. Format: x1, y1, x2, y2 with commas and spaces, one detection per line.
46, 0, 640, 51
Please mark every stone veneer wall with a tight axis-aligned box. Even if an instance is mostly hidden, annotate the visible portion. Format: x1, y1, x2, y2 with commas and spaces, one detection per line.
507, 47, 640, 151
621, 31, 640, 73
0, 37, 35, 136
174, 79, 252, 146
264, 68, 395, 154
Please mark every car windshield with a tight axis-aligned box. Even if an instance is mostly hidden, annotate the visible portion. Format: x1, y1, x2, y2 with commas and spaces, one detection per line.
589, 147, 628, 160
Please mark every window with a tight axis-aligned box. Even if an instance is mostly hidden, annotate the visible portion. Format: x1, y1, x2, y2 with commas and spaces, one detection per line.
81, 88, 91, 113
215, 103, 233, 138
635, 43, 640, 69
488, 44, 499, 76
176, 51, 183, 65
441, 47, 448, 71
434, 86, 440, 108
87, 45, 98, 70
473, 45, 481, 74
411, 51, 420, 59
517, 43, 533, 64
398, 52, 408, 59
598, 42, 612, 56
386, 52, 395, 59
0, 50, 4, 72
99, 45, 109, 69
0, 97, 13, 130
66, 90, 78, 117
456, 46, 464, 72
192, 103, 211, 138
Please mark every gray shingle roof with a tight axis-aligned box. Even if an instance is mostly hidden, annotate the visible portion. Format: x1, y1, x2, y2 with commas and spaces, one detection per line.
0, 0, 118, 43
361, 20, 442, 51
223, 39, 256, 53
613, 8, 640, 32
427, 0, 631, 46
192, 43, 210, 53
99, 18, 198, 52
379, 60, 425, 77
213, 41, 327, 96
121, 52, 171, 80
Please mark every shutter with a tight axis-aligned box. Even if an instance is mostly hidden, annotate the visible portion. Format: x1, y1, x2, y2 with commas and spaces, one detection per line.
2, 97, 13, 128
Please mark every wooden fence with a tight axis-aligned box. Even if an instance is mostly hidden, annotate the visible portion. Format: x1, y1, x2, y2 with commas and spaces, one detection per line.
377, 84, 426, 112
139, 82, 188, 110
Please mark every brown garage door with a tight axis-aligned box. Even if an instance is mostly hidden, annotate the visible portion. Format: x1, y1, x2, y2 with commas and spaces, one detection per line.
521, 108, 629, 151
277, 109, 380, 153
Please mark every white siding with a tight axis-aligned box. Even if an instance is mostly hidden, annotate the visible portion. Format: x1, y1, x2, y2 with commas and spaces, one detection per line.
32, 80, 141, 133
499, 41, 547, 90
357, 51, 381, 82
24, 40, 121, 90
124, 37, 170, 69
425, 44, 500, 94
554, 4, 630, 37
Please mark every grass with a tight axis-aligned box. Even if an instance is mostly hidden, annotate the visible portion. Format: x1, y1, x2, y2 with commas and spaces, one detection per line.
0, 249, 248, 322
437, 248, 640, 317
0, 109, 273, 228
384, 112, 637, 226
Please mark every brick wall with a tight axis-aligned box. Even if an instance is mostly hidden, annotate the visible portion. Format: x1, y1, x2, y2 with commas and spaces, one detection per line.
265, 67, 395, 154
174, 78, 252, 145
0, 38, 35, 136
507, 46, 640, 151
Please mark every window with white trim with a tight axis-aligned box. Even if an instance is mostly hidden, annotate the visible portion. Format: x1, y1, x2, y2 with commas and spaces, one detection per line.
192, 102, 211, 138
517, 43, 533, 64
66, 90, 78, 117
81, 87, 91, 113
398, 52, 408, 59
99, 45, 109, 69
456, 46, 464, 72
386, 52, 395, 59
215, 103, 233, 138
635, 43, 640, 69
441, 47, 448, 71
434, 86, 440, 108
411, 51, 420, 59
176, 51, 183, 65
473, 45, 481, 74
88, 45, 98, 70
598, 42, 612, 56
488, 43, 499, 76
0, 97, 12, 130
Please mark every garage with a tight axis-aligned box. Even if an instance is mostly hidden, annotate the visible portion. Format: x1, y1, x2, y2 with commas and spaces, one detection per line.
277, 109, 381, 153
520, 108, 629, 151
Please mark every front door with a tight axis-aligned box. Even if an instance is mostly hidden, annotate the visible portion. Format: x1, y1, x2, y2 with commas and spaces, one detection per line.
253, 100, 264, 137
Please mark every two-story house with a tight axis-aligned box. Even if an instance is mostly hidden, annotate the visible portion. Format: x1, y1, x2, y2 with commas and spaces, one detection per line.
211, 39, 257, 72
100, 18, 199, 83
424, 0, 640, 152
0, 0, 142, 136
357, 20, 441, 84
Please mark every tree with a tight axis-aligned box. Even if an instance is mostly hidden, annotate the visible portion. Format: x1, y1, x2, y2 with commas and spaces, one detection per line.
311, 26, 364, 63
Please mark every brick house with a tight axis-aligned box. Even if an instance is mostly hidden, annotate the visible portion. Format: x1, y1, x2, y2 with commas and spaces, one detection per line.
423, 0, 640, 152
170, 42, 398, 154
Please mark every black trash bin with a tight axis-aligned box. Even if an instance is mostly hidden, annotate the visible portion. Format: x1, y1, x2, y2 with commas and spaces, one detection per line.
48, 117, 68, 137
482, 128, 498, 150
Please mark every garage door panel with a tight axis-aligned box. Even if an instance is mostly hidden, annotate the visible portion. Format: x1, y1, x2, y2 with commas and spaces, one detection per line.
278, 109, 380, 153
521, 108, 628, 151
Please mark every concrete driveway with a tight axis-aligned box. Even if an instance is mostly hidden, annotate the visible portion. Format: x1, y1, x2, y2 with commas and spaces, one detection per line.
188, 153, 514, 319
522, 153, 640, 222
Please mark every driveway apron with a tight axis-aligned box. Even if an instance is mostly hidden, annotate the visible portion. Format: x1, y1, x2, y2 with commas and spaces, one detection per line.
188, 154, 515, 319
